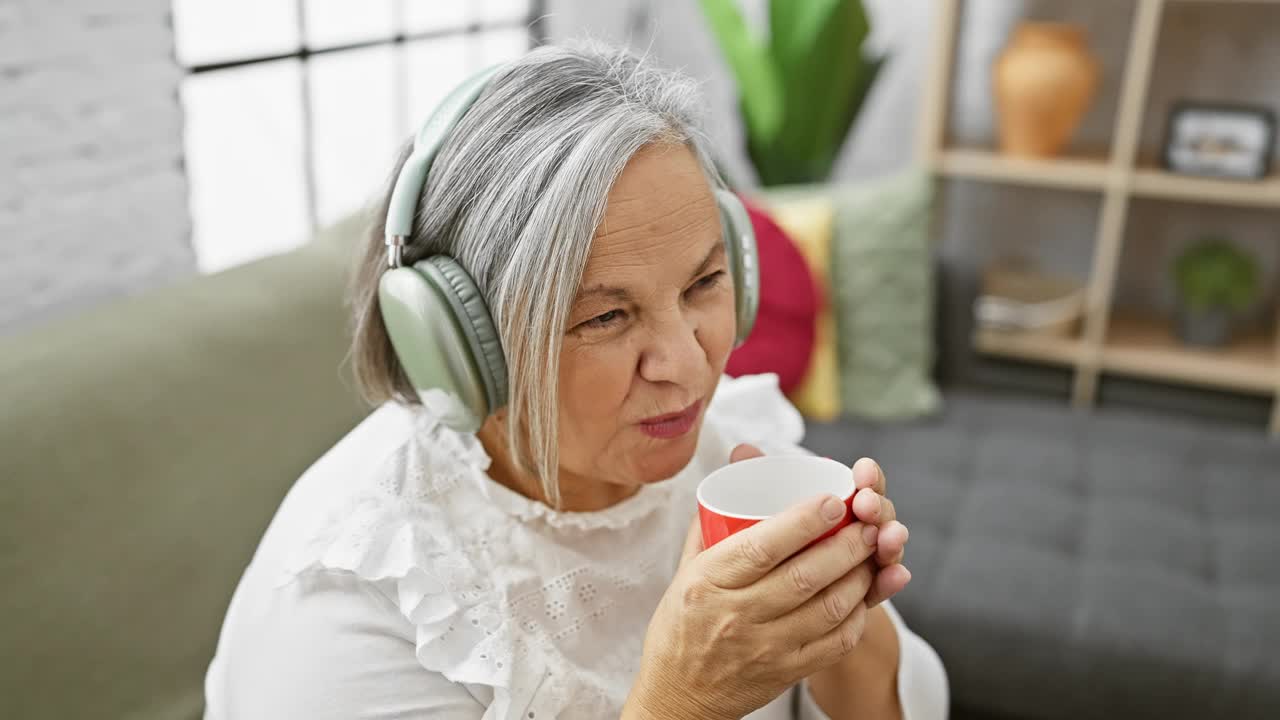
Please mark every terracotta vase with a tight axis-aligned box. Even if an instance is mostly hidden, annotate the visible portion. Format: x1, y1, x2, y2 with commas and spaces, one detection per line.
993, 22, 1100, 157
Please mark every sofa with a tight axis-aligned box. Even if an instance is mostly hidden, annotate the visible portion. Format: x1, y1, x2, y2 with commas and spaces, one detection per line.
0, 217, 369, 719
3, 214, 1278, 719
807, 396, 1280, 719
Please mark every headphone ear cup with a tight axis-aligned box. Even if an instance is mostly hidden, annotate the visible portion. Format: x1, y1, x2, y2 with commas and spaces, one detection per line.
714, 189, 760, 346
378, 258, 507, 432
418, 256, 509, 409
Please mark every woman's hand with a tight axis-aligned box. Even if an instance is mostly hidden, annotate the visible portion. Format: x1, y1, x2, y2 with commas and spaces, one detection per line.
624, 464, 882, 719
734, 446, 912, 607
851, 456, 911, 607
809, 456, 912, 720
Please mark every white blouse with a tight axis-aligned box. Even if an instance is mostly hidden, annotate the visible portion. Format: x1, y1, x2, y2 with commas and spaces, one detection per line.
204, 374, 948, 719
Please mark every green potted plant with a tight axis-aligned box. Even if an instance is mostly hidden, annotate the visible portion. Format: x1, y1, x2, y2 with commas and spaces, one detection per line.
1172, 237, 1260, 347
698, 0, 884, 187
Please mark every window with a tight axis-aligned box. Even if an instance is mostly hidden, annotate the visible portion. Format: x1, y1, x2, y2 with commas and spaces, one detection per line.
172, 0, 543, 273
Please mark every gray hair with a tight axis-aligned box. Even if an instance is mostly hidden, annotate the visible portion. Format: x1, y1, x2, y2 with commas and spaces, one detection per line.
349, 42, 724, 508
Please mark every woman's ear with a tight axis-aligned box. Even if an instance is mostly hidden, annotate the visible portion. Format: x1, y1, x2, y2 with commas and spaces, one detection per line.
479, 408, 511, 444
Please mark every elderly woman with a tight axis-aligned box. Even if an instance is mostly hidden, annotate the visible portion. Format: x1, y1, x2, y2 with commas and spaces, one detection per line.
205, 44, 947, 719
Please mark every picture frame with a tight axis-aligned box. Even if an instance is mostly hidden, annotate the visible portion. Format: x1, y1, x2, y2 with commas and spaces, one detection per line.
1161, 101, 1276, 180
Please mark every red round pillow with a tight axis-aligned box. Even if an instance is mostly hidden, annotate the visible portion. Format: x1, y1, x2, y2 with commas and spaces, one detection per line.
724, 198, 819, 395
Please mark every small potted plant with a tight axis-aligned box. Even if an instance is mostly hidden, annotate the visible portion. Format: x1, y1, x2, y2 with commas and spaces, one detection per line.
1172, 237, 1260, 347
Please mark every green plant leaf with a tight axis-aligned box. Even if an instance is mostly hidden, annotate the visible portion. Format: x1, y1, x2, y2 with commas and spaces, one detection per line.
823, 52, 884, 173
703, 0, 883, 185
759, 0, 879, 184
698, 0, 783, 145
769, 0, 857, 71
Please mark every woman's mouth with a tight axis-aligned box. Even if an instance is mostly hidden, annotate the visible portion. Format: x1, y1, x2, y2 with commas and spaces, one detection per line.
638, 400, 703, 439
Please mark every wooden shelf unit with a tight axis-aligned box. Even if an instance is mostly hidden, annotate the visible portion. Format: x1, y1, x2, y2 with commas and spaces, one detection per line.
1102, 314, 1277, 394
973, 326, 1086, 367
937, 148, 1113, 192
1130, 167, 1280, 208
919, 0, 1280, 436
937, 149, 1280, 209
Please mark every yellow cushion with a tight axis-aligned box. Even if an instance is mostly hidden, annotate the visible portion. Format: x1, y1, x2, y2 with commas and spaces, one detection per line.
762, 194, 841, 421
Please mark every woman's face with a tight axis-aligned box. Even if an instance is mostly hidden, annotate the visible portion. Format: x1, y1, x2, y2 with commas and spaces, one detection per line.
556, 143, 736, 490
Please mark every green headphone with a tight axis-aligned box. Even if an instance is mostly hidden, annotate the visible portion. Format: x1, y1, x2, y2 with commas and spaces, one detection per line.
378, 64, 760, 433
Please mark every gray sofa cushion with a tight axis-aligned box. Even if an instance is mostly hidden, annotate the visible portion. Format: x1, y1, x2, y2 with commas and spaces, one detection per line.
806, 392, 1280, 720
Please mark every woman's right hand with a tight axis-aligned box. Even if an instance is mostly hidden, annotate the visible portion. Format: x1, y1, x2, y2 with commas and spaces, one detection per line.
624, 475, 881, 719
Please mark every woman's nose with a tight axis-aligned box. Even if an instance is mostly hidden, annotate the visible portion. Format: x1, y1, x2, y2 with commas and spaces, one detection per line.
637, 312, 705, 385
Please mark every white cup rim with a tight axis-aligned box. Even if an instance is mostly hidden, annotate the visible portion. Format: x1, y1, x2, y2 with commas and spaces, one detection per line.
696, 455, 854, 521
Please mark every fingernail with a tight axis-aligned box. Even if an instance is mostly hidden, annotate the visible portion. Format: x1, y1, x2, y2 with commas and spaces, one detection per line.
902, 568, 913, 584
821, 497, 846, 523
862, 523, 879, 546
854, 458, 873, 484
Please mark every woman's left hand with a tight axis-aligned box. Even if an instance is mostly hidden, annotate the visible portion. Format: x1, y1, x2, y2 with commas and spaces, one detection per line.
730, 446, 911, 609
729, 446, 912, 718
850, 457, 911, 609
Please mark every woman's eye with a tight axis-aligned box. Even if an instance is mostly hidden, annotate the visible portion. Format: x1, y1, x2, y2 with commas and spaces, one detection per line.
584, 309, 623, 328
688, 270, 726, 295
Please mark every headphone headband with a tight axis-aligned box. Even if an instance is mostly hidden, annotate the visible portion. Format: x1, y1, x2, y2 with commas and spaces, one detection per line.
384, 65, 504, 267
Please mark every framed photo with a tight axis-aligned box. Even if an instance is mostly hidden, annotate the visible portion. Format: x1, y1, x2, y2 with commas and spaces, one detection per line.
1162, 102, 1276, 180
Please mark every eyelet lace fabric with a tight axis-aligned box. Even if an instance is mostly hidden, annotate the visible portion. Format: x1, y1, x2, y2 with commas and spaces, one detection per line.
280, 374, 804, 719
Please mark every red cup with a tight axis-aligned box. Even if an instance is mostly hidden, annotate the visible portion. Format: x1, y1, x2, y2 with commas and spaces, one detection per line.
696, 455, 855, 549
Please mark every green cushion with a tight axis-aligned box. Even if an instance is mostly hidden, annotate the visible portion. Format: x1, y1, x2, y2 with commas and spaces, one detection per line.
0, 216, 370, 719
830, 170, 942, 420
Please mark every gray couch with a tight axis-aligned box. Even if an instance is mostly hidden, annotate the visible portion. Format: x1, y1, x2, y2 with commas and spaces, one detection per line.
807, 394, 1280, 719
0, 218, 369, 719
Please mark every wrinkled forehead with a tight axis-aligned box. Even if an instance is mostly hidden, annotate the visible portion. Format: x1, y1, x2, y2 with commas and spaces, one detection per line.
581, 144, 720, 286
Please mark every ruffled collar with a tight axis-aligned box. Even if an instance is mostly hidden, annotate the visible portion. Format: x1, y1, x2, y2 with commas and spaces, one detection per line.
409, 405, 493, 472
412, 405, 682, 533
473, 470, 679, 532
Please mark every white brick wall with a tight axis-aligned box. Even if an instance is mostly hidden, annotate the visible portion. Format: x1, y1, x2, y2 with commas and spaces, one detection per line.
0, 0, 194, 335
